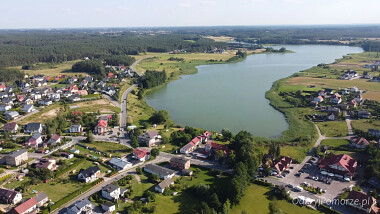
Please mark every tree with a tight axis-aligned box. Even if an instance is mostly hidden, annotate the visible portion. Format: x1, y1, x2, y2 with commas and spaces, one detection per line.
215, 150, 225, 162
209, 193, 222, 211
149, 110, 170, 124
144, 191, 156, 202
148, 173, 159, 183
150, 148, 160, 157
86, 131, 94, 143
136, 167, 142, 175
221, 129, 233, 142
131, 136, 139, 148
275, 145, 281, 159
222, 199, 231, 214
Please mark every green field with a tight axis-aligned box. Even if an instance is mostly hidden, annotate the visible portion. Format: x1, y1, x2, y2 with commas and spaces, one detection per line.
81, 141, 132, 156
11, 60, 87, 77
127, 87, 156, 126
317, 121, 348, 137
231, 184, 322, 214
351, 119, 380, 132
321, 139, 349, 147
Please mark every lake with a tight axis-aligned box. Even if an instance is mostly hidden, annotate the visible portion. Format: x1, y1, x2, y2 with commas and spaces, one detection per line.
146, 45, 363, 137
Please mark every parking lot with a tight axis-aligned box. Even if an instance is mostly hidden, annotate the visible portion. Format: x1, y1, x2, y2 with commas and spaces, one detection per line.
266, 156, 360, 200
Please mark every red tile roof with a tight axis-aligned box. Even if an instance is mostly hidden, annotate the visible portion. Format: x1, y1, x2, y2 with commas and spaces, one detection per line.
319, 154, 357, 176
208, 142, 229, 154
351, 137, 370, 146
13, 198, 37, 214
273, 156, 292, 172
133, 148, 148, 159
347, 191, 377, 210
96, 120, 108, 128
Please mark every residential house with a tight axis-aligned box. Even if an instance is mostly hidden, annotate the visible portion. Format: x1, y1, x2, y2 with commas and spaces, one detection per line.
0, 104, 11, 111
66, 77, 78, 84
66, 199, 93, 214
69, 124, 82, 133
38, 99, 52, 106
369, 129, 380, 137
272, 156, 292, 175
21, 105, 35, 113
144, 164, 176, 179
77, 166, 100, 183
138, 130, 160, 147
47, 134, 61, 146
0, 188, 22, 204
2, 97, 14, 106
24, 123, 43, 134
3, 122, 19, 133
101, 202, 115, 213
180, 137, 200, 154
350, 86, 359, 92
346, 191, 378, 214
5, 149, 28, 166
4, 111, 20, 121
331, 93, 342, 104
204, 141, 230, 158
325, 88, 334, 95
8, 198, 37, 214
348, 99, 358, 108
77, 90, 88, 96
0, 84, 6, 92
94, 120, 108, 135
314, 96, 324, 103
199, 131, 211, 143
27, 133, 43, 148
33, 192, 48, 207
170, 157, 190, 170
16, 94, 26, 103
70, 94, 81, 102
155, 178, 174, 193
108, 158, 132, 171
319, 154, 357, 179
350, 137, 370, 149
354, 94, 363, 103
101, 184, 120, 201
132, 148, 150, 162
358, 110, 371, 119
35, 158, 56, 171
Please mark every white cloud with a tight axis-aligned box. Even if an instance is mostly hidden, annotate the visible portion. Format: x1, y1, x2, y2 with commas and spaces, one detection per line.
178, 0, 192, 8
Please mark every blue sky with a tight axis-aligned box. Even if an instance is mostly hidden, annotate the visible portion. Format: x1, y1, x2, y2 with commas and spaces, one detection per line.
1, 0, 380, 29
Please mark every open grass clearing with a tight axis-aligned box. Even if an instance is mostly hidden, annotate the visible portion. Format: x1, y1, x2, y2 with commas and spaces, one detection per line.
71, 99, 120, 114
204, 36, 235, 42
19, 104, 63, 124
231, 184, 323, 214
81, 141, 132, 156
13, 60, 86, 77
351, 119, 380, 132
317, 121, 348, 137
321, 139, 349, 147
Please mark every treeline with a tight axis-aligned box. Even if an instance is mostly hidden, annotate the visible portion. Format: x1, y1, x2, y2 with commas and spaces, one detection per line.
103, 55, 135, 66
0, 31, 226, 67
227, 50, 247, 62
0, 69, 24, 84
139, 70, 167, 89
364, 144, 380, 180
361, 41, 380, 52
266, 47, 287, 52
72, 60, 105, 77
192, 131, 261, 214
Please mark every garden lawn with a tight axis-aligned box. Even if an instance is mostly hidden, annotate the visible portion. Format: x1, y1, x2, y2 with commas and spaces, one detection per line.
25, 181, 82, 202
317, 121, 348, 137
83, 141, 132, 156
231, 184, 323, 214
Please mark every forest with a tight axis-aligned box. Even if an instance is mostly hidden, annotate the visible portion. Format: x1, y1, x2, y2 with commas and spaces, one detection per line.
0, 69, 24, 84
1, 25, 379, 67
0, 31, 225, 67
72, 60, 105, 77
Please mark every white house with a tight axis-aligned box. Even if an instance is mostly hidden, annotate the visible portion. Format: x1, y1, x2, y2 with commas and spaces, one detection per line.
69, 125, 82, 133
101, 184, 120, 201
0, 104, 11, 111
155, 178, 174, 193
77, 166, 100, 183
21, 105, 36, 113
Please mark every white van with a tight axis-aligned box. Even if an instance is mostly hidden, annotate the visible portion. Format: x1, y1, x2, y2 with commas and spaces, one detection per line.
294, 186, 303, 192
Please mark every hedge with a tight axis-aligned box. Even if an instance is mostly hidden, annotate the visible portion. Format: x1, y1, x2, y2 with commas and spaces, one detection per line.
318, 204, 342, 214
55, 158, 86, 178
